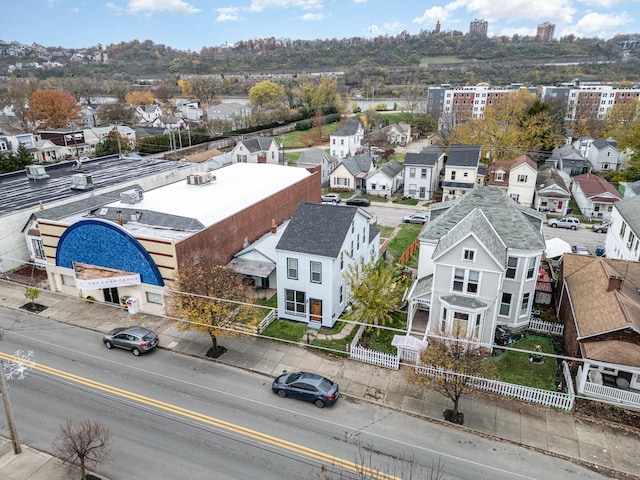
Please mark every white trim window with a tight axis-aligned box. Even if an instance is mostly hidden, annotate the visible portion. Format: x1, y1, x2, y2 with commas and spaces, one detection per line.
287, 258, 298, 280
462, 248, 476, 262
310, 261, 322, 284
520, 292, 531, 316
145, 292, 163, 305
452, 269, 479, 294
526, 257, 536, 279
285, 289, 306, 315
506, 257, 518, 279
499, 292, 512, 316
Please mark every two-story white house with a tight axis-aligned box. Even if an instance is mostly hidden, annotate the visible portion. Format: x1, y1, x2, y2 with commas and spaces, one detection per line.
533, 168, 571, 214
442, 144, 481, 202
585, 138, 621, 172
328, 153, 376, 193
405, 187, 545, 349
276, 202, 380, 329
365, 160, 403, 197
486, 154, 538, 207
135, 104, 163, 123
230, 137, 281, 164
330, 119, 364, 159
385, 122, 411, 145
297, 148, 337, 187
571, 173, 622, 221
604, 196, 640, 262
402, 146, 445, 201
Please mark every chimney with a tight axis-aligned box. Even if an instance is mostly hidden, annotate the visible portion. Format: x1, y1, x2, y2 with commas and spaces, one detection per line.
607, 275, 623, 292
270, 219, 277, 234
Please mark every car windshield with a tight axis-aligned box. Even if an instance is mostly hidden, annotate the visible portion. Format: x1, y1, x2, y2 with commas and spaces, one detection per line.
319, 378, 333, 390
285, 372, 302, 384
142, 332, 155, 341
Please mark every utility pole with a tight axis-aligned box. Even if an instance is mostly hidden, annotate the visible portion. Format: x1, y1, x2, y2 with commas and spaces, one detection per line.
0, 361, 21, 454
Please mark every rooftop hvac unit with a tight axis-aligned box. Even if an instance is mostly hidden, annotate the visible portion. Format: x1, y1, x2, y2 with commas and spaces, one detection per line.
186, 172, 216, 186
25, 164, 50, 180
70, 173, 94, 191
120, 188, 144, 204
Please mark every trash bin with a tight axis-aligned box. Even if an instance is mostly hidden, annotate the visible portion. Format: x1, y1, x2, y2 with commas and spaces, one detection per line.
595, 245, 605, 257
125, 297, 139, 314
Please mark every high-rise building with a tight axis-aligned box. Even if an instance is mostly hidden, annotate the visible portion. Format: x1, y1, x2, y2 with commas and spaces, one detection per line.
435, 21, 441, 34
469, 18, 488, 37
536, 22, 555, 42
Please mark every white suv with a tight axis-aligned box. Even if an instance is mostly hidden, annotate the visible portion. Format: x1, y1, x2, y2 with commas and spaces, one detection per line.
321, 193, 341, 203
548, 217, 580, 230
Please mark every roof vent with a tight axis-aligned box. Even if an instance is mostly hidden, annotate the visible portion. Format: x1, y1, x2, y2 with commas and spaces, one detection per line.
186, 172, 216, 186
120, 188, 144, 204
25, 164, 50, 180
70, 173, 94, 191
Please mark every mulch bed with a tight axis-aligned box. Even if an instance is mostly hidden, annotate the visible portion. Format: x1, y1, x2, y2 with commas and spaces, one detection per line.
574, 398, 640, 430
20, 303, 48, 314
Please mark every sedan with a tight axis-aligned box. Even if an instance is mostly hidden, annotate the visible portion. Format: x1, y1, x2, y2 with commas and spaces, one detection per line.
593, 222, 609, 233
272, 371, 339, 408
346, 197, 371, 207
103, 326, 159, 356
403, 213, 427, 224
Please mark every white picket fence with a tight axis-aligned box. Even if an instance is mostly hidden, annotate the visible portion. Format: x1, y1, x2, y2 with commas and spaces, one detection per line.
415, 361, 575, 411
349, 324, 400, 369
528, 317, 564, 336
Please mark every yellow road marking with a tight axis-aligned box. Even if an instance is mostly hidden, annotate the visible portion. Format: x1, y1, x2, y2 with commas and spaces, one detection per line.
0, 352, 399, 480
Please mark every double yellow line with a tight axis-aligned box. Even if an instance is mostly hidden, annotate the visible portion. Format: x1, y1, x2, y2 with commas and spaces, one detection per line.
0, 352, 399, 480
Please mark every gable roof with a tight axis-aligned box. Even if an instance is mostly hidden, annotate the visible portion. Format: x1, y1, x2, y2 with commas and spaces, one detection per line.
573, 173, 622, 202
338, 153, 374, 177
536, 168, 570, 194
446, 144, 481, 167
403, 146, 444, 167
298, 147, 336, 167
276, 202, 375, 258
615, 195, 640, 233
372, 160, 403, 179
422, 186, 545, 251
239, 137, 276, 153
553, 144, 584, 160
333, 119, 362, 137
591, 138, 617, 151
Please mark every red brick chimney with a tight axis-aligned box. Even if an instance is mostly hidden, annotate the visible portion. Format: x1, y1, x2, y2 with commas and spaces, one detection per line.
271, 219, 277, 234
607, 275, 623, 292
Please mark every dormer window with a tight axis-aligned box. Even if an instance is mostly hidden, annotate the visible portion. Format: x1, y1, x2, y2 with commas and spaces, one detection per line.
495, 172, 504, 181
463, 248, 476, 262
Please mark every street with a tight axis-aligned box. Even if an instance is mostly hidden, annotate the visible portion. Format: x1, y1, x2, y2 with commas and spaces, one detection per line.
0, 307, 611, 480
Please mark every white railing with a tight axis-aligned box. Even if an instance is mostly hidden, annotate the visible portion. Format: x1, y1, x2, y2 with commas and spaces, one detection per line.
581, 378, 640, 410
233, 308, 276, 334
563, 361, 575, 398
257, 309, 277, 333
416, 364, 575, 411
350, 344, 400, 369
528, 317, 564, 336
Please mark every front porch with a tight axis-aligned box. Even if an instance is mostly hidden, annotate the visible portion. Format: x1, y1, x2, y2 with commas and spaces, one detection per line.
577, 364, 640, 412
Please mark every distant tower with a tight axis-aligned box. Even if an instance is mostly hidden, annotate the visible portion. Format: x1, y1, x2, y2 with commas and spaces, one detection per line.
469, 18, 488, 37
435, 21, 441, 34
536, 22, 555, 42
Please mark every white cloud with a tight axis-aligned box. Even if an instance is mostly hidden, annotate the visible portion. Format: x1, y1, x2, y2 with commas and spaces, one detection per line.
126, 0, 201, 15
463, 0, 575, 24
577, 0, 628, 7
569, 11, 633, 36
70, 7, 79, 13
216, 8, 243, 22
249, 0, 323, 12
301, 13, 326, 21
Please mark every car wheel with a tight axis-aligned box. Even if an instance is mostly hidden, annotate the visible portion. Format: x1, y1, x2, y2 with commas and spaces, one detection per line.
550, 223, 557, 228
277, 389, 287, 398
595, 228, 602, 233
104, 340, 112, 349
314, 399, 325, 408
132, 347, 141, 356
571, 225, 577, 230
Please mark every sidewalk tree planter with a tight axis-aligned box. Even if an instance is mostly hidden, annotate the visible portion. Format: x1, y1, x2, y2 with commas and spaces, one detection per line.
20, 286, 47, 313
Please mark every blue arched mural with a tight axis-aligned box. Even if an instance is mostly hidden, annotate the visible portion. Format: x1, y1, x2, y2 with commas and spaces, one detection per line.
56, 219, 164, 286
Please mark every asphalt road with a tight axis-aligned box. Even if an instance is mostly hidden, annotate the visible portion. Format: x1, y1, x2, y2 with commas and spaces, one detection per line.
0, 308, 611, 480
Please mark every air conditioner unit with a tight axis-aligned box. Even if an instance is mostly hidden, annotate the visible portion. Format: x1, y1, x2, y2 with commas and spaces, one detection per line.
186, 172, 216, 185
70, 173, 94, 191
25, 164, 50, 180
120, 188, 144, 204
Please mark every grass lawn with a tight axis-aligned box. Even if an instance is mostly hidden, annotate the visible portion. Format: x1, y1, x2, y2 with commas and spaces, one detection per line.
387, 224, 422, 262
282, 123, 340, 148
360, 312, 407, 354
312, 321, 357, 356
285, 151, 301, 166
261, 319, 307, 343
491, 335, 557, 391
394, 197, 420, 206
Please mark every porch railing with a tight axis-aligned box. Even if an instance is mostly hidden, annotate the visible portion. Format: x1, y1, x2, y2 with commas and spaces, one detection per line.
528, 317, 564, 336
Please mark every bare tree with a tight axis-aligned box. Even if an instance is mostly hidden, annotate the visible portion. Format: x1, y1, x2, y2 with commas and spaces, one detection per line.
401, 83, 426, 115
54, 419, 111, 480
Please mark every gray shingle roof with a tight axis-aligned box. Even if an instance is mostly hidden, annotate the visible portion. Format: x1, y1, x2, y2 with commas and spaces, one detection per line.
375, 160, 403, 179
333, 119, 362, 137
298, 147, 336, 166
404, 146, 444, 167
446, 144, 481, 167
422, 186, 545, 251
615, 195, 640, 234
240, 136, 275, 153
277, 202, 373, 258
339, 153, 374, 176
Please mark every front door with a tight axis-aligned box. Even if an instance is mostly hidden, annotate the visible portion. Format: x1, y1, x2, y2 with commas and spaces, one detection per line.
103, 287, 119, 305
310, 299, 322, 324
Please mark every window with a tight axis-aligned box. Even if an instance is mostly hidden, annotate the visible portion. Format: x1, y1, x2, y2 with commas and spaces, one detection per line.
285, 289, 306, 314
510, 193, 519, 202
31, 238, 45, 259
371, 183, 376, 190
463, 248, 475, 262
517, 174, 528, 183
339, 286, 343, 304
506, 257, 518, 279
62, 275, 75, 286
310, 261, 322, 283
451, 171, 456, 180
145, 292, 163, 305
238, 154, 247, 162
409, 167, 416, 178
495, 172, 504, 181
421, 168, 427, 179
620, 222, 627, 237
287, 258, 298, 280
467, 270, 479, 293
628, 232, 636, 250
526, 257, 536, 279
474, 314, 481, 338
500, 293, 512, 316
453, 269, 464, 292
452, 269, 479, 294
340, 252, 344, 269
520, 292, 531, 316
453, 312, 469, 336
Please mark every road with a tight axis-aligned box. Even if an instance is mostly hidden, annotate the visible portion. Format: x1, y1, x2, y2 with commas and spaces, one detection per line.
0, 308, 610, 480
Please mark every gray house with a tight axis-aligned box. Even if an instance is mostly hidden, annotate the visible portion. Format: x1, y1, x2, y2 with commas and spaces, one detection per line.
365, 160, 404, 197
297, 148, 337, 187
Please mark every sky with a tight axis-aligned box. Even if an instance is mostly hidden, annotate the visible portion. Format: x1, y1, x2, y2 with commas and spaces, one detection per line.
3, 0, 639, 52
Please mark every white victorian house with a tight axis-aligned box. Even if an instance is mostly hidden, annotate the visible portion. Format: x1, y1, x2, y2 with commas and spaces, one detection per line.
230, 137, 281, 164
330, 119, 364, 159
297, 148, 338, 187
402, 146, 445, 201
404, 187, 545, 350
604, 195, 640, 262
533, 168, 571, 214
276, 202, 380, 329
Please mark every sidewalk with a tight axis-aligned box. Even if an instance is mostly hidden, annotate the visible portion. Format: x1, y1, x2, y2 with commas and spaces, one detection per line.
0, 280, 639, 480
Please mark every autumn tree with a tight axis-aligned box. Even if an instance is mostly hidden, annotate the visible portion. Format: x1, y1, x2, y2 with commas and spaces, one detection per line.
2, 76, 39, 131
53, 419, 111, 480
28, 89, 81, 129
248, 80, 285, 108
401, 83, 427, 115
155, 79, 179, 105
97, 102, 135, 126
95, 128, 130, 157
312, 77, 342, 114
168, 252, 261, 358
343, 260, 408, 333
125, 90, 155, 106
602, 99, 640, 182
411, 327, 496, 424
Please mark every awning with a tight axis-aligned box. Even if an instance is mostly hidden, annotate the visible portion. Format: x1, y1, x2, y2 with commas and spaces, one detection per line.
227, 258, 275, 278
73, 262, 141, 289
545, 237, 571, 259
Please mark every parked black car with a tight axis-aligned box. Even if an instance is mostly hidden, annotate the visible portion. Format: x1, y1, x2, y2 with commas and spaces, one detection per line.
346, 197, 371, 207
272, 371, 339, 408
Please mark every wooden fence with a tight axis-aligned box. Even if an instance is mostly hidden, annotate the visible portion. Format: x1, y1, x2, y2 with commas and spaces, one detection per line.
397, 238, 420, 266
